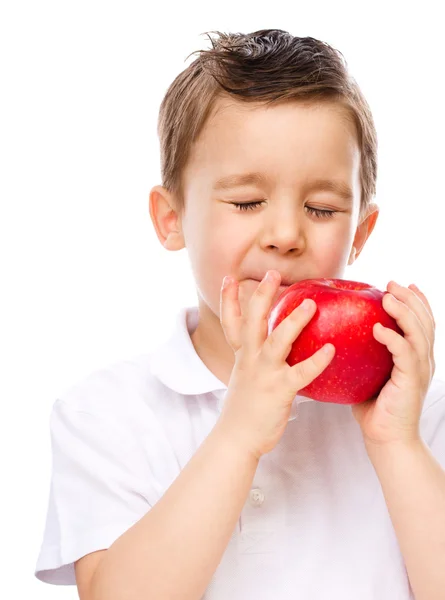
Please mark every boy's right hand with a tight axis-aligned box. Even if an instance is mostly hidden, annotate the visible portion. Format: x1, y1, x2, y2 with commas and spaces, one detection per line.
218, 269, 336, 460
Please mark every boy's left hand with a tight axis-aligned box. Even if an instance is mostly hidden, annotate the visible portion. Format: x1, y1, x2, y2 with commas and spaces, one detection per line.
351, 281, 436, 449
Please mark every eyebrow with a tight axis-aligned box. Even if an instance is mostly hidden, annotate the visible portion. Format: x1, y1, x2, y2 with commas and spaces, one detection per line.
212, 171, 354, 203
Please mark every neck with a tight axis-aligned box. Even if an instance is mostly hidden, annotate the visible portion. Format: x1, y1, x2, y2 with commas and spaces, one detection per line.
190, 299, 235, 387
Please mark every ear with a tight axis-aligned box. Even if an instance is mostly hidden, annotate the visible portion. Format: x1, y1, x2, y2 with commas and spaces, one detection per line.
348, 203, 379, 265
148, 185, 185, 251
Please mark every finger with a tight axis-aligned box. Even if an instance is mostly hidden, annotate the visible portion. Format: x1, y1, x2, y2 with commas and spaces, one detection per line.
287, 341, 336, 391
406, 284, 436, 375
382, 293, 431, 361
264, 298, 318, 364
243, 270, 282, 353
373, 322, 420, 387
408, 283, 436, 330
389, 281, 435, 340
220, 276, 243, 352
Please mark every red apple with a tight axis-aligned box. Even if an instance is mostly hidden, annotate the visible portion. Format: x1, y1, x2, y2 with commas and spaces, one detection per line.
267, 278, 404, 405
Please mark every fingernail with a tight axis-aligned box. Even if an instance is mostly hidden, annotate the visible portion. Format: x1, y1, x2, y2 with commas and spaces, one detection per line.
265, 271, 277, 282
222, 276, 231, 289
301, 299, 314, 310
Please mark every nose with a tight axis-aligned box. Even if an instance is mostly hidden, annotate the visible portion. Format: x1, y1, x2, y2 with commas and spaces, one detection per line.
260, 204, 305, 255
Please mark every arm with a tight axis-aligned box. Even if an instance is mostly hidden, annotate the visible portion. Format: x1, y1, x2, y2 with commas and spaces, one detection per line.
366, 439, 445, 600
90, 419, 259, 600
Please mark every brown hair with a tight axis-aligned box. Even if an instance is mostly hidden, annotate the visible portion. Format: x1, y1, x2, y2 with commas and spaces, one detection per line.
157, 29, 377, 220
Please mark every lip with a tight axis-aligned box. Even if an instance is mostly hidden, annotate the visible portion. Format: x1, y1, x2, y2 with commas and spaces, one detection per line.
247, 278, 292, 293
277, 284, 290, 295
248, 276, 295, 285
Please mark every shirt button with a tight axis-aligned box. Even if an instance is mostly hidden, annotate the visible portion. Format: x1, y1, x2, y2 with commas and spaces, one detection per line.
249, 488, 265, 507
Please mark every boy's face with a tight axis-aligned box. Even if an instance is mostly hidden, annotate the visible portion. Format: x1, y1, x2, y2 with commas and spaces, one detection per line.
151, 97, 378, 325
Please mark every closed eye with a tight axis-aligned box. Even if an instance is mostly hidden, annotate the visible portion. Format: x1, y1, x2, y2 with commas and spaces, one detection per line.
231, 201, 337, 219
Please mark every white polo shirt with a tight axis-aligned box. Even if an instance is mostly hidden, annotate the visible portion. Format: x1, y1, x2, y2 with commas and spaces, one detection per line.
35, 305, 445, 599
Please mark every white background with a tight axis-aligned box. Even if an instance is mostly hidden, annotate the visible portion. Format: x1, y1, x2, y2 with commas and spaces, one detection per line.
1, 1, 444, 598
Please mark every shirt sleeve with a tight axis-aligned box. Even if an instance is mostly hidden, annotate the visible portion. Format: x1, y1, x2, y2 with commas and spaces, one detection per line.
34, 398, 158, 586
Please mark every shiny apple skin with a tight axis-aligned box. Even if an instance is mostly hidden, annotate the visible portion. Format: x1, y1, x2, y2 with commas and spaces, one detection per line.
267, 279, 404, 404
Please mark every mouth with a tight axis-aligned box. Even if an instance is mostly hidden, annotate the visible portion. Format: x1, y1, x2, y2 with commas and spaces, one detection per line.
248, 278, 293, 292
277, 283, 291, 295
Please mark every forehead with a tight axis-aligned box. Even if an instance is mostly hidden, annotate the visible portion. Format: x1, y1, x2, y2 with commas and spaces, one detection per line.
206, 95, 356, 144
183, 97, 360, 194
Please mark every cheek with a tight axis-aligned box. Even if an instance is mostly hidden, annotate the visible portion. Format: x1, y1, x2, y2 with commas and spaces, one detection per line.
196, 230, 253, 312
196, 212, 247, 266
188, 229, 237, 297
310, 227, 352, 269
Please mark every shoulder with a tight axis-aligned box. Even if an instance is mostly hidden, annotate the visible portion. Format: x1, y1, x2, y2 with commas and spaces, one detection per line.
52, 352, 171, 429
49, 348, 213, 447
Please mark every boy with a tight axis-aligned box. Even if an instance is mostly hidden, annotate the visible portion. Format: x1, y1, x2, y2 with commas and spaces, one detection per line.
35, 29, 445, 599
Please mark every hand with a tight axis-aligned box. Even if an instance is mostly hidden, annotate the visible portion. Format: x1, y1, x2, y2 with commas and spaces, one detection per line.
218, 269, 336, 460
351, 281, 436, 449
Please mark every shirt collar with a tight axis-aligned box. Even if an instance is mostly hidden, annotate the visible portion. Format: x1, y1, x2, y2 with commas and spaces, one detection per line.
149, 306, 228, 397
